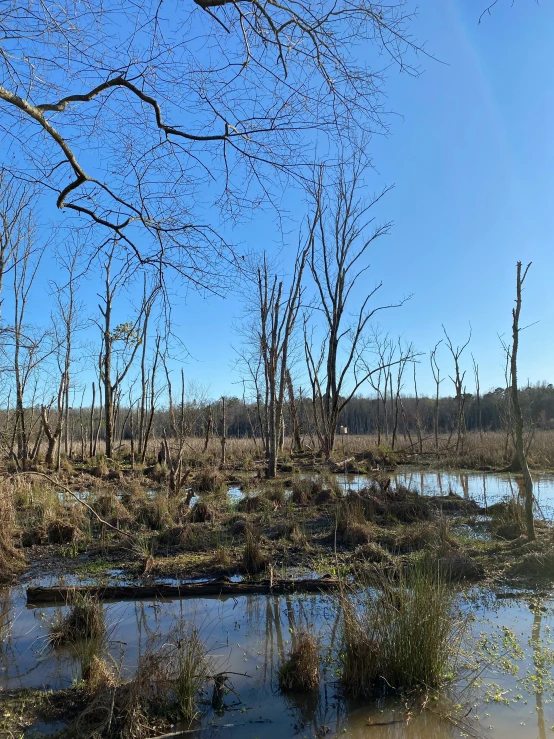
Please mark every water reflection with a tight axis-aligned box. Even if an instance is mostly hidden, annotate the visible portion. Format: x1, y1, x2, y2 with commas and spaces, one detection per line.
1, 585, 554, 738
532, 603, 546, 739
337, 468, 554, 519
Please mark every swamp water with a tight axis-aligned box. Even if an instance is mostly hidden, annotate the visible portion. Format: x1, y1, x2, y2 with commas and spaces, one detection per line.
339, 468, 554, 518
5, 468, 554, 737
1, 586, 554, 738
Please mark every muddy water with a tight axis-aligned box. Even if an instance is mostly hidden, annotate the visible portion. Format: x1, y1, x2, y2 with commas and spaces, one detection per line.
2, 584, 554, 739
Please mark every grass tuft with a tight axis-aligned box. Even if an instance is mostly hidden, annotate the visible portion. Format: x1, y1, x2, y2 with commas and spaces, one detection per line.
278, 631, 319, 691
338, 559, 464, 698
49, 592, 105, 648
241, 529, 266, 574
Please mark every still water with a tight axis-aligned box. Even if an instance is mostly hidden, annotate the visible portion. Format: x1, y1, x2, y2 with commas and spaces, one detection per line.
1, 584, 554, 738
337, 468, 554, 518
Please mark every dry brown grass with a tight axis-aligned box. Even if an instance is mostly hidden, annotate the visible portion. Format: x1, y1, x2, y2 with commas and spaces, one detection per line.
278, 632, 319, 691
242, 528, 266, 574
73, 618, 210, 738
14, 428, 554, 474
49, 593, 105, 648
0, 480, 24, 581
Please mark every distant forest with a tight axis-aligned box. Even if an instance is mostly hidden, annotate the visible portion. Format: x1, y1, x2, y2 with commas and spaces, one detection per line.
15, 382, 553, 453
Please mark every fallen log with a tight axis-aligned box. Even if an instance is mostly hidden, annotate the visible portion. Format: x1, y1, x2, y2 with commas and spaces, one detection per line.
26, 575, 340, 606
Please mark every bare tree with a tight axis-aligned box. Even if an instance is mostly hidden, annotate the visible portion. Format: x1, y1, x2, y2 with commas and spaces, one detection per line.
304, 161, 407, 458
0, 171, 34, 310
443, 326, 471, 454
412, 362, 424, 454
220, 397, 227, 468
162, 365, 191, 496
0, 0, 424, 304
367, 330, 395, 446
391, 339, 414, 451
139, 335, 162, 464
242, 247, 308, 477
472, 354, 483, 440
285, 369, 303, 454
96, 249, 150, 458
41, 247, 83, 468
510, 261, 535, 541
430, 341, 443, 454
5, 227, 54, 468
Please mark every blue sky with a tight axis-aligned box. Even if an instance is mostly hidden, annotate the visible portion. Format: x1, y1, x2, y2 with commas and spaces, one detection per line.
156, 0, 554, 399
17, 0, 554, 401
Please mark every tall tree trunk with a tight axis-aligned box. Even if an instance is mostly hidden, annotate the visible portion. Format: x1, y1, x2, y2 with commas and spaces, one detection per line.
89, 382, 96, 459
220, 397, 226, 468
286, 370, 302, 453
510, 261, 535, 541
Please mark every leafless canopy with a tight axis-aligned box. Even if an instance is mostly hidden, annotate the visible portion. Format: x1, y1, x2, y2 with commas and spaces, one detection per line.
0, 0, 419, 288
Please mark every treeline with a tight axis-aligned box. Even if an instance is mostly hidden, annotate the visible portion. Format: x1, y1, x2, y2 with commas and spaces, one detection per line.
5, 382, 553, 461
0, 167, 544, 476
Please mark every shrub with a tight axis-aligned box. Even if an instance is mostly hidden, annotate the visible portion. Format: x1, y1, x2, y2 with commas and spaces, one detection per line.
278, 632, 319, 691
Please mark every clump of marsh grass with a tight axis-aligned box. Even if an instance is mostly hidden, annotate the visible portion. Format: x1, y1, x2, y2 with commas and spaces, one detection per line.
49, 592, 105, 648
195, 468, 225, 493
84, 654, 115, 695
490, 495, 525, 540
263, 481, 286, 505
237, 494, 268, 513
338, 560, 464, 698
73, 618, 210, 737
48, 592, 108, 684
136, 495, 173, 530
171, 622, 210, 723
291, 474, 341, 505
94, 492, 132, 528
278, 631, 319, 692
241, 529, 266, 574
0, 481, 24, 582
190, 498, 216, 523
